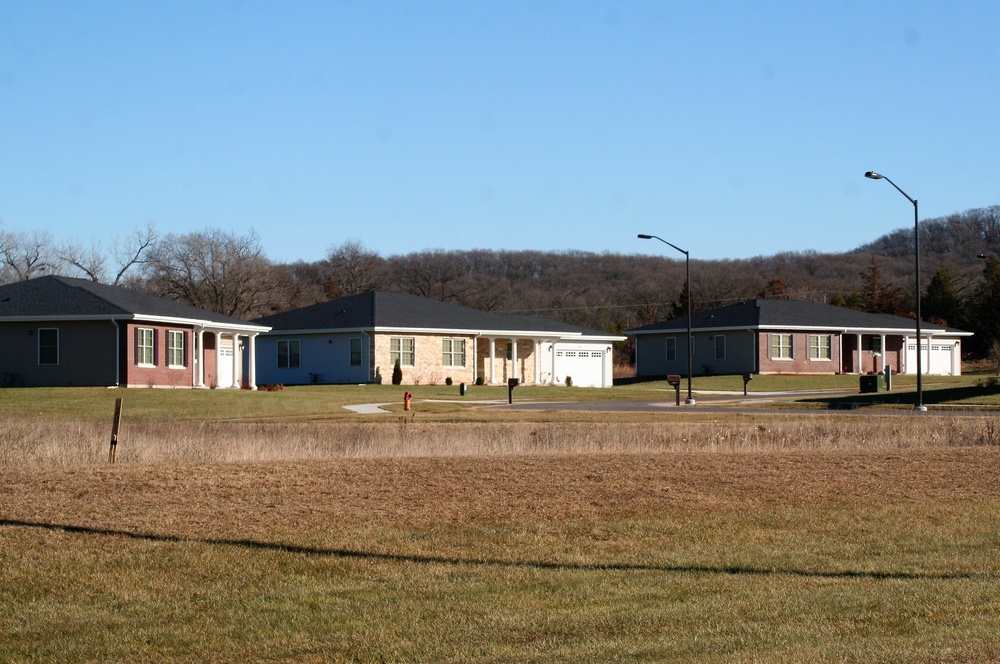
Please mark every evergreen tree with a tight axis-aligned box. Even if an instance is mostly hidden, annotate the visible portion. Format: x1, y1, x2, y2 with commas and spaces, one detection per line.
922, 265, 963, 327
966, 256, 1000, 356
858, 257, 905, 315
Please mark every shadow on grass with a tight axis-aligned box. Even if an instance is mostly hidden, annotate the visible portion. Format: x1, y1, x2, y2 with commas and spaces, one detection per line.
1, 518, 985, 582
801, 384, 1000, 410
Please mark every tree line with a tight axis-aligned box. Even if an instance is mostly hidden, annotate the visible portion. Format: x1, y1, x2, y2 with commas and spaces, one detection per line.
3, 203, 1000, 363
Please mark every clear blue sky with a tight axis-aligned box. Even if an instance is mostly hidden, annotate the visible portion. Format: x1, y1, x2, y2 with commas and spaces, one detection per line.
2, 1, 997, 264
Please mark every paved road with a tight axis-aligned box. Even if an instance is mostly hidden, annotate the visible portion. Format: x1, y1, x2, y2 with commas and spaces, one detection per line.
494, 391, 1000, 416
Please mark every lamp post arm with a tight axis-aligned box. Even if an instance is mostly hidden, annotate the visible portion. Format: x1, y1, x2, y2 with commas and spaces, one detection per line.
638, 234, 688, 258
880, 175, 916, 207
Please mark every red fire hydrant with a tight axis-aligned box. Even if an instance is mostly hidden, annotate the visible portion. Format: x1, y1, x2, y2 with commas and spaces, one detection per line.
404, 391, 412, 411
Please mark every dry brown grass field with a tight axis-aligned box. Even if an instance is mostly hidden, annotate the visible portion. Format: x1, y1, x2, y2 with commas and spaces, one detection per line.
4, 399, 1000, 660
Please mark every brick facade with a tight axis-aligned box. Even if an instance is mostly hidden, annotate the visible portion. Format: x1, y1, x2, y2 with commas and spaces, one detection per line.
370, 334, 540, 386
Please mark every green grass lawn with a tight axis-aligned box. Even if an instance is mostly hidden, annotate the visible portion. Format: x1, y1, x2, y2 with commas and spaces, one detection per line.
1, 371, 998, 425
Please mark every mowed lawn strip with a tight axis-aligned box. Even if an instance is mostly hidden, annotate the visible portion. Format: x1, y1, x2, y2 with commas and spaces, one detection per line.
3, 447, 1000, 661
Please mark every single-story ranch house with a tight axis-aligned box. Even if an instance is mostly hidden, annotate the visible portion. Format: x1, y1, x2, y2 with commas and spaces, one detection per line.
0, 276, 270, 388
252, 291, 625, 387
627, 298, 972, 378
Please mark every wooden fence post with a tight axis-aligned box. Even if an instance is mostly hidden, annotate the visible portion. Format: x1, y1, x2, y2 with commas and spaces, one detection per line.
109, 397, 123, 464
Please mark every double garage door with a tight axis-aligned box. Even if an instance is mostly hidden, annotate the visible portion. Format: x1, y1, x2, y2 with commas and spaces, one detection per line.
555, 349, 606, 387
905, 342, 958, 376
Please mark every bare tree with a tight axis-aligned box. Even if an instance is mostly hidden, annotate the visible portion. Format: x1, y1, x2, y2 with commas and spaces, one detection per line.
326, 240, 387, 297
139, 228, 275, 318
0, 230, 58, 283
53, 222, 158, 285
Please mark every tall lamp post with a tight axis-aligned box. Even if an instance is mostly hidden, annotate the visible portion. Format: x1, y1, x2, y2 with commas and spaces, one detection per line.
638, 233, 696, 405
864, 171, 927, 412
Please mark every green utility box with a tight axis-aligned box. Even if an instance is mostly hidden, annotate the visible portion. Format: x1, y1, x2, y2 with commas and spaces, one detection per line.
859, 374, 884, 393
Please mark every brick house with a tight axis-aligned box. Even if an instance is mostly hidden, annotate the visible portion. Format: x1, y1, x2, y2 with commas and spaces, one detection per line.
0, 276, 270, 388
627, 298, 972, 378
252, 291, 624, 387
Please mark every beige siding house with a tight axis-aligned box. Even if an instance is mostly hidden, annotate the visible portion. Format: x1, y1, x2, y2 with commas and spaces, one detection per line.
253, 291, 624, 387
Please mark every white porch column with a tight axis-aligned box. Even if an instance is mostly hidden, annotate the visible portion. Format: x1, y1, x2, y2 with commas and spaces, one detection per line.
551, 340, 557, 384
533, 340, 540, 385
856, 333, 863, 373
196, 328, 206, 388
231, 334, 240, 388
880, 334, 886, 373
510, 337, 518, 380
489, 337, 496, 385
247, 333, 258, 390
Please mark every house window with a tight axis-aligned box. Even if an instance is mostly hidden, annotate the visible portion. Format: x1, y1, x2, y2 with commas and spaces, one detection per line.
665, 337, 677, 362
350, 338, 362, 366
715, 335, 726, 360
808, 334, 831, 360
168, 330, 186, 368
870, 337, 883, 353
38, 328, 59, 365
506, 342, 514, 360
277, 340, 300, 368
137, 328, 155, 366
390, 337, 415, 367
442, 338, 466, 367
770, 333, 793, 359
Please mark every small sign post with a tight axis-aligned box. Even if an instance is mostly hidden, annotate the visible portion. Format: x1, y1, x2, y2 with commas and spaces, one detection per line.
109, 398, 123, 464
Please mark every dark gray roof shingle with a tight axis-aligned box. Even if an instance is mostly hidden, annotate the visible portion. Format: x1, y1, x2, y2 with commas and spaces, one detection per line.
0, 275, 263, 328
627, 298, 968, 334
254, 291, 616, 336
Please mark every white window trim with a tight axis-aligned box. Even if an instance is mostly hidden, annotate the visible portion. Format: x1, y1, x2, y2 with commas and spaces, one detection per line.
769, 333, 793, 360
808, 334, 832, 361
167, 330, 186, 369
442, 338, 466, 368
391, 337, 415, 367
137, 328, 155, 367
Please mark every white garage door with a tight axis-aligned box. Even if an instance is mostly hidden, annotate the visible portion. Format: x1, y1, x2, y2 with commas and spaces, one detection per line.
905, 342, 956, 376
556, 349, 605, 387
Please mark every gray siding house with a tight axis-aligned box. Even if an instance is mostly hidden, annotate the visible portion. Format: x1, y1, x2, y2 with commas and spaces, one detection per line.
0, 276, 270, 388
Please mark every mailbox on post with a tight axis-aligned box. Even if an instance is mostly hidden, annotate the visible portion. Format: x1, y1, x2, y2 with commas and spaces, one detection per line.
507, 378, 519, 404
743, 372, 753, 396
667, 375, 681, 406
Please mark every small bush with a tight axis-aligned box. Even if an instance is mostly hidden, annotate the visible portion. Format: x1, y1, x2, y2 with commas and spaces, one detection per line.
565, 376, 573, 387
445, 377, 453, 386
391, 360, 403, 386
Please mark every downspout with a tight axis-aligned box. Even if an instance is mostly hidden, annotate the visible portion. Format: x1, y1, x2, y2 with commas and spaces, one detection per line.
112, 319, 121, 387
749, 329, 756, 374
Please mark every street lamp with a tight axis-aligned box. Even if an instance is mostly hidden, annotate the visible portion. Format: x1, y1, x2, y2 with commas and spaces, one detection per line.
638, 233, 696, 405
864, 171, 927, 412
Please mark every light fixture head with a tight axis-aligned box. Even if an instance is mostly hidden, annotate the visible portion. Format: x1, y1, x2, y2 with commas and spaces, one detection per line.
637, 234, 652, 239
864, 171, 884, 180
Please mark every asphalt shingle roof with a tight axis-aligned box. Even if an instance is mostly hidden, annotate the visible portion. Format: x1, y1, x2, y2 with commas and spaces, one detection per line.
254, 291, 617, 337
0, 275, 263, 328
627, 298, 968, 334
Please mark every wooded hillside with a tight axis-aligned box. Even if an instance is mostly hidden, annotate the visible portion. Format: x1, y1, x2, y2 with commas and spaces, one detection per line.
4, 204, 1000, 360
